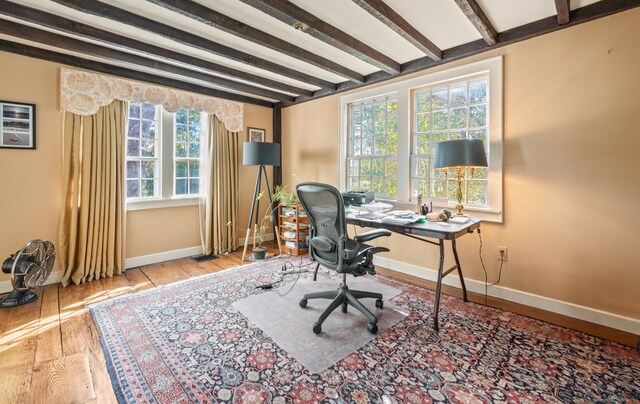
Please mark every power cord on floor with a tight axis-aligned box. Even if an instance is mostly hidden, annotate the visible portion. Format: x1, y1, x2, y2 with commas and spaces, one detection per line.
276, 260, 304, 297
478, 228, 505, 305
254, 256, 315, 297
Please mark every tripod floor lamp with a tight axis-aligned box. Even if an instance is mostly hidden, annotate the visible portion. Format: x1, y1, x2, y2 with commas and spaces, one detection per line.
242, 141, 282, 261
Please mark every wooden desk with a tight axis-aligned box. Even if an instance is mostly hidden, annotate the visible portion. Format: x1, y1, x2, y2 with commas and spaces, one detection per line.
346, 215, 481, 331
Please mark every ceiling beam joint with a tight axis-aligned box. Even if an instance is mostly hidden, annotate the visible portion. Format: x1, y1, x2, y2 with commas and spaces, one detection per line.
351, 0, 442, 60
238, 0, 401, 74
555, 0, 571, 25
453, 0, 498, 46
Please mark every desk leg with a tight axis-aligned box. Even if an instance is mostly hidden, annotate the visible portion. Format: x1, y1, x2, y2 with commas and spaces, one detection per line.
433, 240, 445, 331
451, 239, 468, 302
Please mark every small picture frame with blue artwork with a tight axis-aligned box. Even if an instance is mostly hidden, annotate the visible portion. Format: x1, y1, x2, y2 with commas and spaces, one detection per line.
0, 101, 36, 150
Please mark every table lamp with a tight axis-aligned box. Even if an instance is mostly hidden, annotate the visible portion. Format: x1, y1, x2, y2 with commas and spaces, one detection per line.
433, 139, 488, 217
242, 141, 282, 260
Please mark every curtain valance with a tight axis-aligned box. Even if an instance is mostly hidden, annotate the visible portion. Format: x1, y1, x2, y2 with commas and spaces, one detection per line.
60, 68, 244, 132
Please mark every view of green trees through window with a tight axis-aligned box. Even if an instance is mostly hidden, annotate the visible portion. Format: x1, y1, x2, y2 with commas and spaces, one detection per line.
346, 76, 490, 206
412, 77, 489, 206
125, 103, 203, 200
174, 109, 201, 196
347, 95, 398, 198
126, 102, 158, 199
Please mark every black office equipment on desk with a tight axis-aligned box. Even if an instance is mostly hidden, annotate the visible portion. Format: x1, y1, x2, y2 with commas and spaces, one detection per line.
341, 191, 374, 206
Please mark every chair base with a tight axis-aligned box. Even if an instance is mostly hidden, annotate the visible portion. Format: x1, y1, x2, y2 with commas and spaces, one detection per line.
299, 282, 383, 334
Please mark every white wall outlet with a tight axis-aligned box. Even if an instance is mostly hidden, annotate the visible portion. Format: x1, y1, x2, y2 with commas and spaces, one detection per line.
497, 246, 507, 261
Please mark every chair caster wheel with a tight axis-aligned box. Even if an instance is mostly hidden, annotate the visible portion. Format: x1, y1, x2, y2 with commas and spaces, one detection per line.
313, 323, 322, 334
367, 322, 378, 334
299, 299, 307, 308
375, 299, 384, 309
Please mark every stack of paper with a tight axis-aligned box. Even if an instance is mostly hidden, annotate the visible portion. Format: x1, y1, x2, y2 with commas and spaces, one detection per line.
380, 212, 423, 225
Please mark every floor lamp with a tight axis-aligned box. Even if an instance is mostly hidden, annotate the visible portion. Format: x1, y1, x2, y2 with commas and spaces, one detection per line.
242, 141, 282, 261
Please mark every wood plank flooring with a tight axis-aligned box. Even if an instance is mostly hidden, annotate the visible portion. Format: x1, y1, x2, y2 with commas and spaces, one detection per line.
0, 242, 636, 403
0, 245, 277, 404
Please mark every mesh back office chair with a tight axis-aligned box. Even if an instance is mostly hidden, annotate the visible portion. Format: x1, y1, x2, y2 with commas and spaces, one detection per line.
296, 182, 391, 334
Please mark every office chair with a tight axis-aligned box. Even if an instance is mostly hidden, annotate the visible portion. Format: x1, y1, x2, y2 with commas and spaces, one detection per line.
296, 182, 391, 334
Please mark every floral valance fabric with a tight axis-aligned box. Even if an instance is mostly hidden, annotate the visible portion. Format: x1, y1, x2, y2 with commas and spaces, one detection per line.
60, 68, 243, 132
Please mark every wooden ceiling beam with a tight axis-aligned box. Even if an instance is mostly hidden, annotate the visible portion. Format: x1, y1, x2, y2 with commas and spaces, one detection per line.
351, 0, 442, 60
50, 0, 337, 90
146, 0, 365, 83
0, 0, 312, 98
555, 0, 571, 25
453, 0, 498, 46
238, 0, 401, 74
0, 39, 273, 107
0, 20, 294, 102
286, 0, 640, 106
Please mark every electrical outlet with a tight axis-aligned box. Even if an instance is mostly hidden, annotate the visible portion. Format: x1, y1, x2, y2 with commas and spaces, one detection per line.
497, 246, 507, 261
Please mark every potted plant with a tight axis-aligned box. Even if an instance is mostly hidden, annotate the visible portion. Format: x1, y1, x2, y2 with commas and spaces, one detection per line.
243, 186, 297, 260
251, 215, 271, 260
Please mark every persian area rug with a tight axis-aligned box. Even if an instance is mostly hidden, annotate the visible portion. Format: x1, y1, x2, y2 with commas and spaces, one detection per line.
233, 277, 407, 374
90, 256, 640, 403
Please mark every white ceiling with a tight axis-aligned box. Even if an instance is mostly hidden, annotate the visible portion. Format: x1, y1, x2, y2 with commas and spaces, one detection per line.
0, 0, 612, 104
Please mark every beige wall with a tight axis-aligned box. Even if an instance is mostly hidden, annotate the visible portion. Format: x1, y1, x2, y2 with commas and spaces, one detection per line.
0, 52, 273, 281
0, 55, 63, 278
282, 9, 640, 319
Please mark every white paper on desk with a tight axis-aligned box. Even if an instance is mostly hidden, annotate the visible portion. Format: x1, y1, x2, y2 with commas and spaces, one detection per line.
381, 215, 424, 225
356, 211, 388, 220
361, 201, 393, 212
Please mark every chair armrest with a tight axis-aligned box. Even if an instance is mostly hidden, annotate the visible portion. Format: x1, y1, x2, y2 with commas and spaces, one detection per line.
353, 229, 391, 243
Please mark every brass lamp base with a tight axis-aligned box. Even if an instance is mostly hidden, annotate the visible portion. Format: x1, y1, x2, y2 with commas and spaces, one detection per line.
453, 167, 465, 217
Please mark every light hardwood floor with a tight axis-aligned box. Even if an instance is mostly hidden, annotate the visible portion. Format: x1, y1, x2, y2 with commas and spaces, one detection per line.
0, 242, 636, 403
0, 244, 277, 404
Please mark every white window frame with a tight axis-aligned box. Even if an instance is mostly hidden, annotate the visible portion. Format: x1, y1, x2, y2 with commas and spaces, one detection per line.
346, 94, 399, 198
126, 106, 207, 211
340, 56, 503, 222
173, 109, 203, 197
125, 103, 162, 203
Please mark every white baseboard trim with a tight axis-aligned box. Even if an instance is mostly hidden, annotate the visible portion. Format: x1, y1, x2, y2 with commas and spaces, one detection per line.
373, 256, 640, 335
237, 233, 274, 247
1, 246, 204, 293
0, 270, 63, 294
125, 246, 203, 269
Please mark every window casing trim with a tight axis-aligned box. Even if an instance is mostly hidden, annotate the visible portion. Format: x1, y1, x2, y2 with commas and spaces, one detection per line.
339, 56, 503, 222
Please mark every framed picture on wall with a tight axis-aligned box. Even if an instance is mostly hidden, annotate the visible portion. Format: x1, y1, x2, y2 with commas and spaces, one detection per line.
0, 101, 36, 150
247, 127, 265, 142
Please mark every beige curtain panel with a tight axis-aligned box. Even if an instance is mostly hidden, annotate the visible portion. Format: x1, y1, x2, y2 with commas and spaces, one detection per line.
204, 115, 239, 255
59, 100, 126, 286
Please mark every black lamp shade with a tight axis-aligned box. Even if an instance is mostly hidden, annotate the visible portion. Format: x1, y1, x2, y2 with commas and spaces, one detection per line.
243, 142, 281, 166
433, 139, 488, 169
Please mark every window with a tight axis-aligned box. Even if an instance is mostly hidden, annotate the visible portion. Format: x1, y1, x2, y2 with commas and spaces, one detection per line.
125, 102, 204, 205
340, 56, 503, 221
174, 110, 201, 196
126, 103, 160, 199
347, 95, 398, 198
412, 76, 489, 206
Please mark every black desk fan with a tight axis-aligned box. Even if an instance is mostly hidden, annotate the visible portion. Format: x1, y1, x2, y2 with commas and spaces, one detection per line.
1, 240, 55, 308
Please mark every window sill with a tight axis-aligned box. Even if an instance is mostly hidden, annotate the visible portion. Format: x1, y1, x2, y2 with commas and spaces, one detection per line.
386, 200, 503, 223
126, 196, 201, 211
